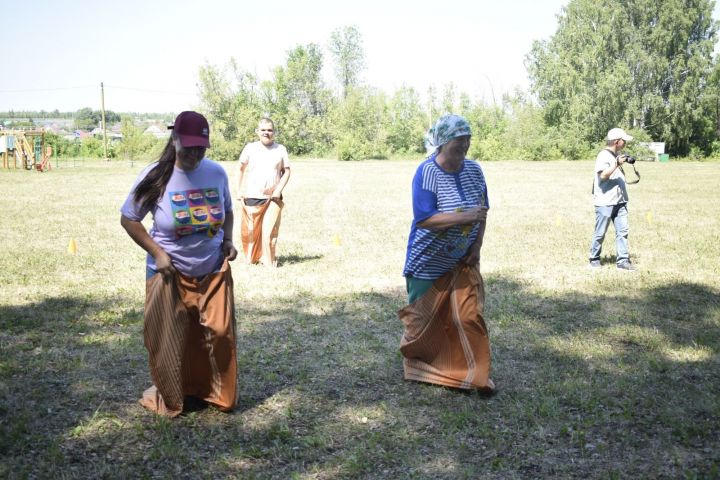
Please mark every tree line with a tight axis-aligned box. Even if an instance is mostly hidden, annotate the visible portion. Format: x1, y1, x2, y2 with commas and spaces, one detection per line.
199, 2, 720, 161
527, 0, 719, 159
0, 109, 144, 130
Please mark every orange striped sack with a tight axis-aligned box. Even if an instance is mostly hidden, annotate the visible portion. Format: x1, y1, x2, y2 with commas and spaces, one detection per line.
140, 260, 237, 416
398, 263, 494, 392
240, 198, 283, 267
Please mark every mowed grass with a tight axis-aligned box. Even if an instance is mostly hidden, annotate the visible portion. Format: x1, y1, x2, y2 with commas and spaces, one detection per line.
0, 158, 719, 479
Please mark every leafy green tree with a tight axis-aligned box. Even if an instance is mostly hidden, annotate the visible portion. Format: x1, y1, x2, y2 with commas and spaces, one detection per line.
265, 44, 333, 155
73, 108, 119, 130
73, 108, 96, 130
329, 25, 365, 98
463, 101, 509, 160
116, 117, 159, 161
197, 60, 263, 161
500, 92, 565, 160
384, 86, 426, 154
426, 86, 438, 130
527, 0, 718, 155
104, 111, 120, 123
274, 44, 327, 116
694, 56, 720, 156
331, 87, 387, 160
440, 83, 457, 115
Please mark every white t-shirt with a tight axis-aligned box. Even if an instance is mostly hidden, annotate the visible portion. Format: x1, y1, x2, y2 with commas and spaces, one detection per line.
239, 141, 290, 199
593, 149, 628, 206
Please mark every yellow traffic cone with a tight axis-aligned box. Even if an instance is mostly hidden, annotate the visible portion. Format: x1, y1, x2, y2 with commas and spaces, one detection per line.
332, 233, 342, 246
67, 239, 78, 255
646, 211, 653, 224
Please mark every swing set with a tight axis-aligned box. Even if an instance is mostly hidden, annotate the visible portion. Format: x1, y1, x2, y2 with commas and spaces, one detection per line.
0, 129, 53, 172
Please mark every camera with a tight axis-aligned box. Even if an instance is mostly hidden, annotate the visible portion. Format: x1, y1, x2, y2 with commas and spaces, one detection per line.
621, 154, 636, 164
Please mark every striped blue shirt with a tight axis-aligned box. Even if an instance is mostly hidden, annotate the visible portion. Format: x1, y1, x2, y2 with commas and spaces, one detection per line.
403, 155, 489, 280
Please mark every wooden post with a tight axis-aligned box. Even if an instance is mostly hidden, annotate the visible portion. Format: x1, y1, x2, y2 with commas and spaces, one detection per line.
100, 82, 109, 161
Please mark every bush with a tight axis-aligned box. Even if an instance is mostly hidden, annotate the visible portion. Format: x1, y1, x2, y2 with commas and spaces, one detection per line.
44, 132, 73, 158
472, 137, 504, 161
80, 137, 108, 158
208, 136, 244, 163
335, 134, 369, 161
708, 141, 720, 159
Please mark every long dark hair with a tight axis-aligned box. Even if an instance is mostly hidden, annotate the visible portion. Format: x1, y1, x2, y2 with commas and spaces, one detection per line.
133, 135, 176, 211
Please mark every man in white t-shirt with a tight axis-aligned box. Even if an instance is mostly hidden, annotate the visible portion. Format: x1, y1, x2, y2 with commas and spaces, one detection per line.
588, 127, 635, 271
237, 118, 291, 267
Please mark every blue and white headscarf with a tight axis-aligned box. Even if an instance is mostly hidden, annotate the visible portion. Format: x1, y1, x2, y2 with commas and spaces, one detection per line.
424, 114, 472, 155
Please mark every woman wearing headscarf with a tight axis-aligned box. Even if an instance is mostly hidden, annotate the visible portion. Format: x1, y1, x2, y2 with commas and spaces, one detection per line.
120, 111, 238, 416
398, 114, 494, 392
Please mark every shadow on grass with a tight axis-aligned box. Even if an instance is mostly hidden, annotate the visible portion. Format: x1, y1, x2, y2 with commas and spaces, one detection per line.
1, 276, 718, 478
0, 295, 141, 334
276, 253, 324, 266
0, 294, 147, 472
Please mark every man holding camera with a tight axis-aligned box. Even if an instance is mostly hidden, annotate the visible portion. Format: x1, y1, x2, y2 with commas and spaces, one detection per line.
589, 127, 636, 271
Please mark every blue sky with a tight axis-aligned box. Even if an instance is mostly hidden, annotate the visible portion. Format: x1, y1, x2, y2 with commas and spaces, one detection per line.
1, 0, 718, 113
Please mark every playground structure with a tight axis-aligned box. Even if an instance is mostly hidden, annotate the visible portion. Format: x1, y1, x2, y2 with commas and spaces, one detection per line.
0, 129, 53, 172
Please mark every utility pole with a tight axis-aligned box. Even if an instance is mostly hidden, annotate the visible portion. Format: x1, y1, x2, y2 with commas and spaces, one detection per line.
100, 82, 108, 160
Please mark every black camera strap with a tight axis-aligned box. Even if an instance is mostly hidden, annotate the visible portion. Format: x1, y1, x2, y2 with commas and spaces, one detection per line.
618, 160, 640, 184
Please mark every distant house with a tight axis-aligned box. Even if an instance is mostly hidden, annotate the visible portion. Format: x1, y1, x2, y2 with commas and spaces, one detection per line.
63, 130, 89, 142
88, 126, 123, 141
144, 124, 169, 139
44, 124, 62, 134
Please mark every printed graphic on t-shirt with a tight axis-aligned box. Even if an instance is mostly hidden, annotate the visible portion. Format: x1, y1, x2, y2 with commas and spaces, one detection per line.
437, 228, 471, 259
169, 188, 223, 238
437, 211, 472, 259
442, 235, 468, 258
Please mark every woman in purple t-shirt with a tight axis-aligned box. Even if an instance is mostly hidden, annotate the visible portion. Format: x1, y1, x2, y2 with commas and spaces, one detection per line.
120, 111, 239, 417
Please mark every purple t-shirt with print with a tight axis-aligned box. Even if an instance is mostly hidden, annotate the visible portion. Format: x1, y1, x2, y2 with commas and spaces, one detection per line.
121, 158, 232, 278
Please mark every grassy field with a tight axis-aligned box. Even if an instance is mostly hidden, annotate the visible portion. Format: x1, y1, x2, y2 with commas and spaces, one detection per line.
1, 158, 719, 479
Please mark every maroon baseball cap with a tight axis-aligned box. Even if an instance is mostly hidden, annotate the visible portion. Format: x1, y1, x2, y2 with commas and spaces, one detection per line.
168, 111, 210, 148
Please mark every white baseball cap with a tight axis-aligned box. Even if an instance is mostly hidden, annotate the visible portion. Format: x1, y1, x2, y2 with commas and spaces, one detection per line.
607, 128, 633, 142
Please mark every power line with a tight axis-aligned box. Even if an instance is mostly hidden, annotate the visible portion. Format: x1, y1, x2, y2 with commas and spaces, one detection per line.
0, 86, 96, 93
0, 84, 195, 96
104, 85, 195, 96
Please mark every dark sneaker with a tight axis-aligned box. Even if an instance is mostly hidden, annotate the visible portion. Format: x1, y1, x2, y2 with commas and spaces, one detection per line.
589, 260, 601, 269
617, 261, 636, 271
